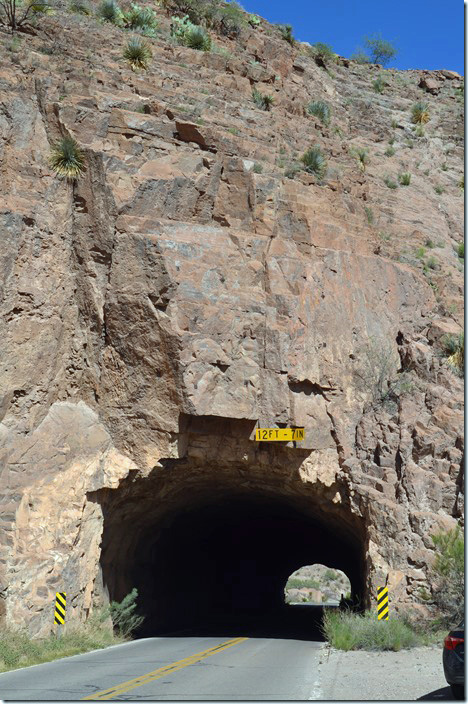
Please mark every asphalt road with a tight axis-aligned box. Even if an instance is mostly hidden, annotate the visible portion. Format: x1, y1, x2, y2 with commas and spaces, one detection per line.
0, 606, 452, 701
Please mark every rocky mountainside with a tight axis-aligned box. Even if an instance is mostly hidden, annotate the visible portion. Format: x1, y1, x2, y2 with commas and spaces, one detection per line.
0, 0, 463, 636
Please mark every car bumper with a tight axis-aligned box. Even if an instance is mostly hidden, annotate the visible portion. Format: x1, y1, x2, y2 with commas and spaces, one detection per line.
443, 651, 464, 685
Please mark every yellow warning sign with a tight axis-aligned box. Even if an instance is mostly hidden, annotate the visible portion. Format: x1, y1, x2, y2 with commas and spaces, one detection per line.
54, 592, 66, 625
377, 587, 389, 620
255, 428, 305, 442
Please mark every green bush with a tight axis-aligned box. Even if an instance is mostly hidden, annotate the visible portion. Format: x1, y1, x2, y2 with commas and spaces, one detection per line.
351, 146, 369, 170
306, 100, 331, 126
97, 0, 122, 23
434, 184, 445, 195
350, 48, 371, 64
440, 333, 464, 375
384, 175, 397, 189
106, 588, 145, 637
49, 136, 85, 181
430, 527, 464, 625
364, 206, 374, 224
248, 13, 260, 27
398, 172, 411, 185
276, 23, 294, 45
372, 76, 385, 94
322, 609, 419, 651
413, 125, 425, 137
310, 42, 335, 65
252, 87, 274, 111
385, 146, 395, 157
300, 145, 327, 181
457, 242, 464, 259
171, 15, 211, 50
69, 0, 91, 14
253, 163, 263, 174
411, 101, 429, 124
122, 3, 157, 31
208, 1, 245, 37
364, 34, 397, 66
123, 37, 152, 69
426, 255, 437, 269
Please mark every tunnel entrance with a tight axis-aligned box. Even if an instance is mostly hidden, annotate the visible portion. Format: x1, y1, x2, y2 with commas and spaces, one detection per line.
97, 466, 367, 637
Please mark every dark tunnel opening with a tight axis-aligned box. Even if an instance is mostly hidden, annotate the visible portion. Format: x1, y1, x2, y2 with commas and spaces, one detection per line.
99, 487, 366, 639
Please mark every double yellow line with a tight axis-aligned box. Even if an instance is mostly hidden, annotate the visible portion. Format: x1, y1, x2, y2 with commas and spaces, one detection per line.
83, 636, 248, 700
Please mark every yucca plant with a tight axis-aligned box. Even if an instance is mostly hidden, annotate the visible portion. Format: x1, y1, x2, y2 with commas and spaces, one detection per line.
49, 136, 85, 181
97, 0, 122, 23
307, 100, 331, 126
351, 147, 369, 170
123, 37, 152, 69
69, 0, 91, 14
398, 172, 411, 186
252, 88, 274, 111
411, 101, 429, 124
300, 145, 327, 181
445, 332, 464, 374
122, 3, 157, 30
184, 25, 211, 50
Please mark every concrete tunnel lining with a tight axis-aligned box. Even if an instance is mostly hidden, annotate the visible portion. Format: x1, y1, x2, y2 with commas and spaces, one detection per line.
97, 469, 367, 635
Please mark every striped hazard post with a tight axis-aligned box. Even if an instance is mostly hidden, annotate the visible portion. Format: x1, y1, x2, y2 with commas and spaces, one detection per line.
54, 592, 67, 626
377, 586, 389, 620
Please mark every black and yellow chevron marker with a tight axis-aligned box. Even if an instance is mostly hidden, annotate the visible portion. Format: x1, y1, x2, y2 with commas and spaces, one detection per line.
377, 586, 389, 620
54, 592, 67, 625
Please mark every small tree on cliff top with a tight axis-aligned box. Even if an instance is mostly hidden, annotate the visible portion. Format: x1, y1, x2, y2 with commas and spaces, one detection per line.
0, 0, 51, 30
363, 34, 397, 66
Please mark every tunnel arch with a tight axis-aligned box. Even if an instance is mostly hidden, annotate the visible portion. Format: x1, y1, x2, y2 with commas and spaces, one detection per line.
95, 455, 368, 634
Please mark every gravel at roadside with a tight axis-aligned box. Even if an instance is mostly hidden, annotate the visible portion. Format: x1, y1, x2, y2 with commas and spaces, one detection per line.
316, 644, 453, 701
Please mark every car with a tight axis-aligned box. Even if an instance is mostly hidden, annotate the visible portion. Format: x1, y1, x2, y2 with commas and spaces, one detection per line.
443, 619, 464, 700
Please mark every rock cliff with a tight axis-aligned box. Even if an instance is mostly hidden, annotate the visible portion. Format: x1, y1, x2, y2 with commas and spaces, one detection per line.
0, 3, 463, 635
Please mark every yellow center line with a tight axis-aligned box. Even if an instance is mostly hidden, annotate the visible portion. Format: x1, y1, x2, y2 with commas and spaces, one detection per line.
82, 636, 249, 700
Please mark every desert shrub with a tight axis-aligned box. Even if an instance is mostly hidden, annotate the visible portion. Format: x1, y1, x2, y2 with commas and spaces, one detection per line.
49, 136, 85, 181
429, 527, 464, 626
248, 12, 260, 26
123, 37, 152, 69
398, 172, 411, 185
322, 609, 419, 651
69, 0, 91, 14
252, 87, 274, 111
364, 34, 397, 66
411, 101, 429, 124
307, 100, 331, 126
207, 0, 245, 37
441, 333, 464, 375
253, 163, 263, 174
351, 146, 369, 170
413, 125, 425, 137
354, 336, 400, 406
310, 42, 335, 64
122, 3, 157, 31
434, 184, 444, 195
364, 206, 374, 224
284, 162, 301, 179
276, 23, 294, 45
350, 48, 371, 64
457, 242, 464, 259
425, 255, 437, 270
171, 15, 211, 50
415, 246, 426, 259
300, 145, 327, 181
385, 146, 395, 157
372, 76, 385, 94
384, 175, 397, 189
97, 0, 122, 23
0, 0, 51, 28
185, 24, 211, 49
105, 588, 145, 637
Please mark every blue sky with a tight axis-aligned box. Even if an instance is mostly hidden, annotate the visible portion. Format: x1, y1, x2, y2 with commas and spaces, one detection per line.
240, 0, 464, 74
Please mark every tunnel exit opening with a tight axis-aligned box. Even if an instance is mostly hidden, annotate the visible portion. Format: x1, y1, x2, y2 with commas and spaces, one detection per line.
96, 464, 367, 638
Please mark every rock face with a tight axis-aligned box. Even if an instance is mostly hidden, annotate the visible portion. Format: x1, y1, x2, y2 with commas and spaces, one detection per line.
0, 6, 464, 636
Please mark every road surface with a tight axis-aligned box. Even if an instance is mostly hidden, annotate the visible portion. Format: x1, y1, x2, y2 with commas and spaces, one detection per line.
0, 607, 451, 701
